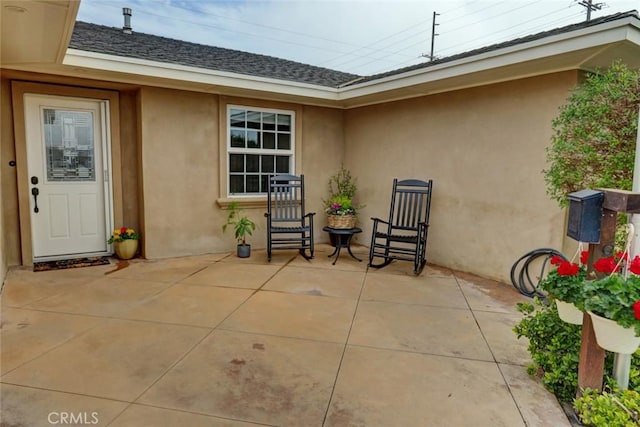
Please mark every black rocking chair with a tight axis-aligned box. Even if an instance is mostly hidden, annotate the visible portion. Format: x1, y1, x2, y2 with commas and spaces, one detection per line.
265, 174, 315, 261
369, 178, 433, 274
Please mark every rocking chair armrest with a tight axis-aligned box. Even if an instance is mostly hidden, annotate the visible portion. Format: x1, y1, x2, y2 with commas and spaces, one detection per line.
304, 212, 316, 218
371, 217, 389, 225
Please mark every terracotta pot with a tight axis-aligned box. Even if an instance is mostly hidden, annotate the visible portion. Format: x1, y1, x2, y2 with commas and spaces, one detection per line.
114, 239, 138, 260
555, 300, 583, 325
588, 311, 640, 354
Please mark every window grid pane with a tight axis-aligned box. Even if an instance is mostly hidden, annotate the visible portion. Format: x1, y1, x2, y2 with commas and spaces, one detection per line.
228, 107, 293, 195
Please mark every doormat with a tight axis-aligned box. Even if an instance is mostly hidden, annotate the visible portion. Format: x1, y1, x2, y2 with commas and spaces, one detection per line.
33, 256, 111, 272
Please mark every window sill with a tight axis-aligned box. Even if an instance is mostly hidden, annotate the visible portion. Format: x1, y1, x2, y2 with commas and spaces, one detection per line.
216, 197, 268, 209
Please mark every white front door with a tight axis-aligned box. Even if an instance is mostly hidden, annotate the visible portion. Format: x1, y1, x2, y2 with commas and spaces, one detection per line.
24, 94, 112, 260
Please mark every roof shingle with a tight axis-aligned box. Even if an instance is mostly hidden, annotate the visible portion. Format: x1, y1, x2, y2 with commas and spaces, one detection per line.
69, 21, 360, 88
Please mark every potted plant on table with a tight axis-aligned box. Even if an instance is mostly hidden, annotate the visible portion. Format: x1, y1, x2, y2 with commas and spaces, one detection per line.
540, 253, 587, 325
324, 166, 361, 230
108, 226, 140, 260
223, 201, 257, 258
582, 253, 640, 354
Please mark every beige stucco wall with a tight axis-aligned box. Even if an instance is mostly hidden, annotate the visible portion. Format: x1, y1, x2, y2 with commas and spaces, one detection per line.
1, 77, 21, 271
344, 71, 578, 283
138, 88, 345, 258
139, 87, 221, 258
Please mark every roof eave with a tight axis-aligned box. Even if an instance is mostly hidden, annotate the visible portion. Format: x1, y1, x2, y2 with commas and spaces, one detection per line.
62, 49, 340, 101
337, 15, 640, 107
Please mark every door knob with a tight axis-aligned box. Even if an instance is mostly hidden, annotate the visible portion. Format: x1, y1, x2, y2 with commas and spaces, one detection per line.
31, 187, 39, 213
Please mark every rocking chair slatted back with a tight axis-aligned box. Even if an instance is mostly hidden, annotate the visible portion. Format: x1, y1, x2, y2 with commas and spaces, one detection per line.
390, 181, 431, 231
270, 176, 304, 222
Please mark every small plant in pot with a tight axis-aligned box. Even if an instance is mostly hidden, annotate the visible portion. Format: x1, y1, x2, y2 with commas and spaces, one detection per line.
582, 253, 640, 354
222, 201, 257, 258
539, 253, 587, 324
541, 253, 588, 306
323, 166, 362, 230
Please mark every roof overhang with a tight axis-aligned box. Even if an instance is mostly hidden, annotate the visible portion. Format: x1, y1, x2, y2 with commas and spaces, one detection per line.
2, 1, 639, 109
1, 0, 79, 66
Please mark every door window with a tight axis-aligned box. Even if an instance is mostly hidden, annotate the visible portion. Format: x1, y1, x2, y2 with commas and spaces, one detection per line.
43, 109, 95, 182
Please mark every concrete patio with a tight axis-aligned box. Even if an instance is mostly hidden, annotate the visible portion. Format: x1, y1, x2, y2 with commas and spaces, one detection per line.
1, 244, 571, 426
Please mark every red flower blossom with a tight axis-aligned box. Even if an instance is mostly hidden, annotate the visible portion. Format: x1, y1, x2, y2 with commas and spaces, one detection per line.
550, 255, 564, 266
616, 251, 629, 262
634, 300, 640, 320
629, 256, 640, 275
593, 256, 619, 274
120, 226, 127, 234
580, 251, 589, 265
557, 261, 580, 276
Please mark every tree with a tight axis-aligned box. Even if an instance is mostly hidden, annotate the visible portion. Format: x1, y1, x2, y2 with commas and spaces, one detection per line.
544, 62, 640, 207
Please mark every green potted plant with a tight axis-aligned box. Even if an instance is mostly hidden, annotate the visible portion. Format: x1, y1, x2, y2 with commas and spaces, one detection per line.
222, 201, 257, 258
324, 166, 360, 229
582, 253, 640, 354
539, 253, 587, 324
108, 226, 140, 260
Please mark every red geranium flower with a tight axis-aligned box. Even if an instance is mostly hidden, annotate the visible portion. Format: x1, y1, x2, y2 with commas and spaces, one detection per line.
593, 256, 619, 274
629, 256, 640, 275
550, 255, 564, 266
580, 251, 589, 265
557, 261, 580, 276
633, 300, 640, 320
617, 251, 629, 262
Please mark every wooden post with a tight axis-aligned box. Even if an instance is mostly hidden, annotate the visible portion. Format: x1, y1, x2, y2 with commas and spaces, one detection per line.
577, 189, 640, 396
577, 209, 614, 394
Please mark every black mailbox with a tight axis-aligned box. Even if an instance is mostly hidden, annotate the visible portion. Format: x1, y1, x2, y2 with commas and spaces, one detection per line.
566, 189, 604, 243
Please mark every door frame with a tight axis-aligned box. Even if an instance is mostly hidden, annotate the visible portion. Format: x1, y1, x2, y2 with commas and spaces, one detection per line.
12, 81, 123, 265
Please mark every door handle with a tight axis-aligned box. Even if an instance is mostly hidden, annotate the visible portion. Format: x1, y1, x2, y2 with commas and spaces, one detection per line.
31, 187, 39, 213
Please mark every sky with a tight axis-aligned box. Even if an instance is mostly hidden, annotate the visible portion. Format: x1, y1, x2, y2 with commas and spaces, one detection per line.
76, 0, 640, 76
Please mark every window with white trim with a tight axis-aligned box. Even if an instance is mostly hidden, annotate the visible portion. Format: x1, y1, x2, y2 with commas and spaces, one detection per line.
227, 106, 294, 195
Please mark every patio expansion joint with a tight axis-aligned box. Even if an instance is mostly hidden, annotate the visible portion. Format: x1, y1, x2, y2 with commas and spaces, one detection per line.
321, 266, 368, 426
343, 342, 503, 364
112, 401, 279, 427
453, 274, 531, 426
0, 382, 135, 405
0, 315, 106, 378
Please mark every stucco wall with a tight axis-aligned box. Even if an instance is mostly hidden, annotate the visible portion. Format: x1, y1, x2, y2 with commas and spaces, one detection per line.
1, 77, 21, 270
139, 88, 220, 258
344, 72, 578, 283
299, 105, 345, 240
138, 89, 345, 258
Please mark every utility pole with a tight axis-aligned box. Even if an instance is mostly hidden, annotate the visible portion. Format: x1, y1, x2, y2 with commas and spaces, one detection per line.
429, 11, 440, 61
421, 11, 440, 61
577, 0, 603, 22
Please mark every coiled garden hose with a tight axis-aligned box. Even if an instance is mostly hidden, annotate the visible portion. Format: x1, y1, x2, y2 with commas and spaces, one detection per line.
510, 248, 568, 298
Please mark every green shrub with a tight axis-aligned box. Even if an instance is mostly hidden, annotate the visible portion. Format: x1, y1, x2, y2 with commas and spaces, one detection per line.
513, 299, 640, 403
543, 61, 640, 208
513, 299, 583, 401
574, 388, 640, 427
